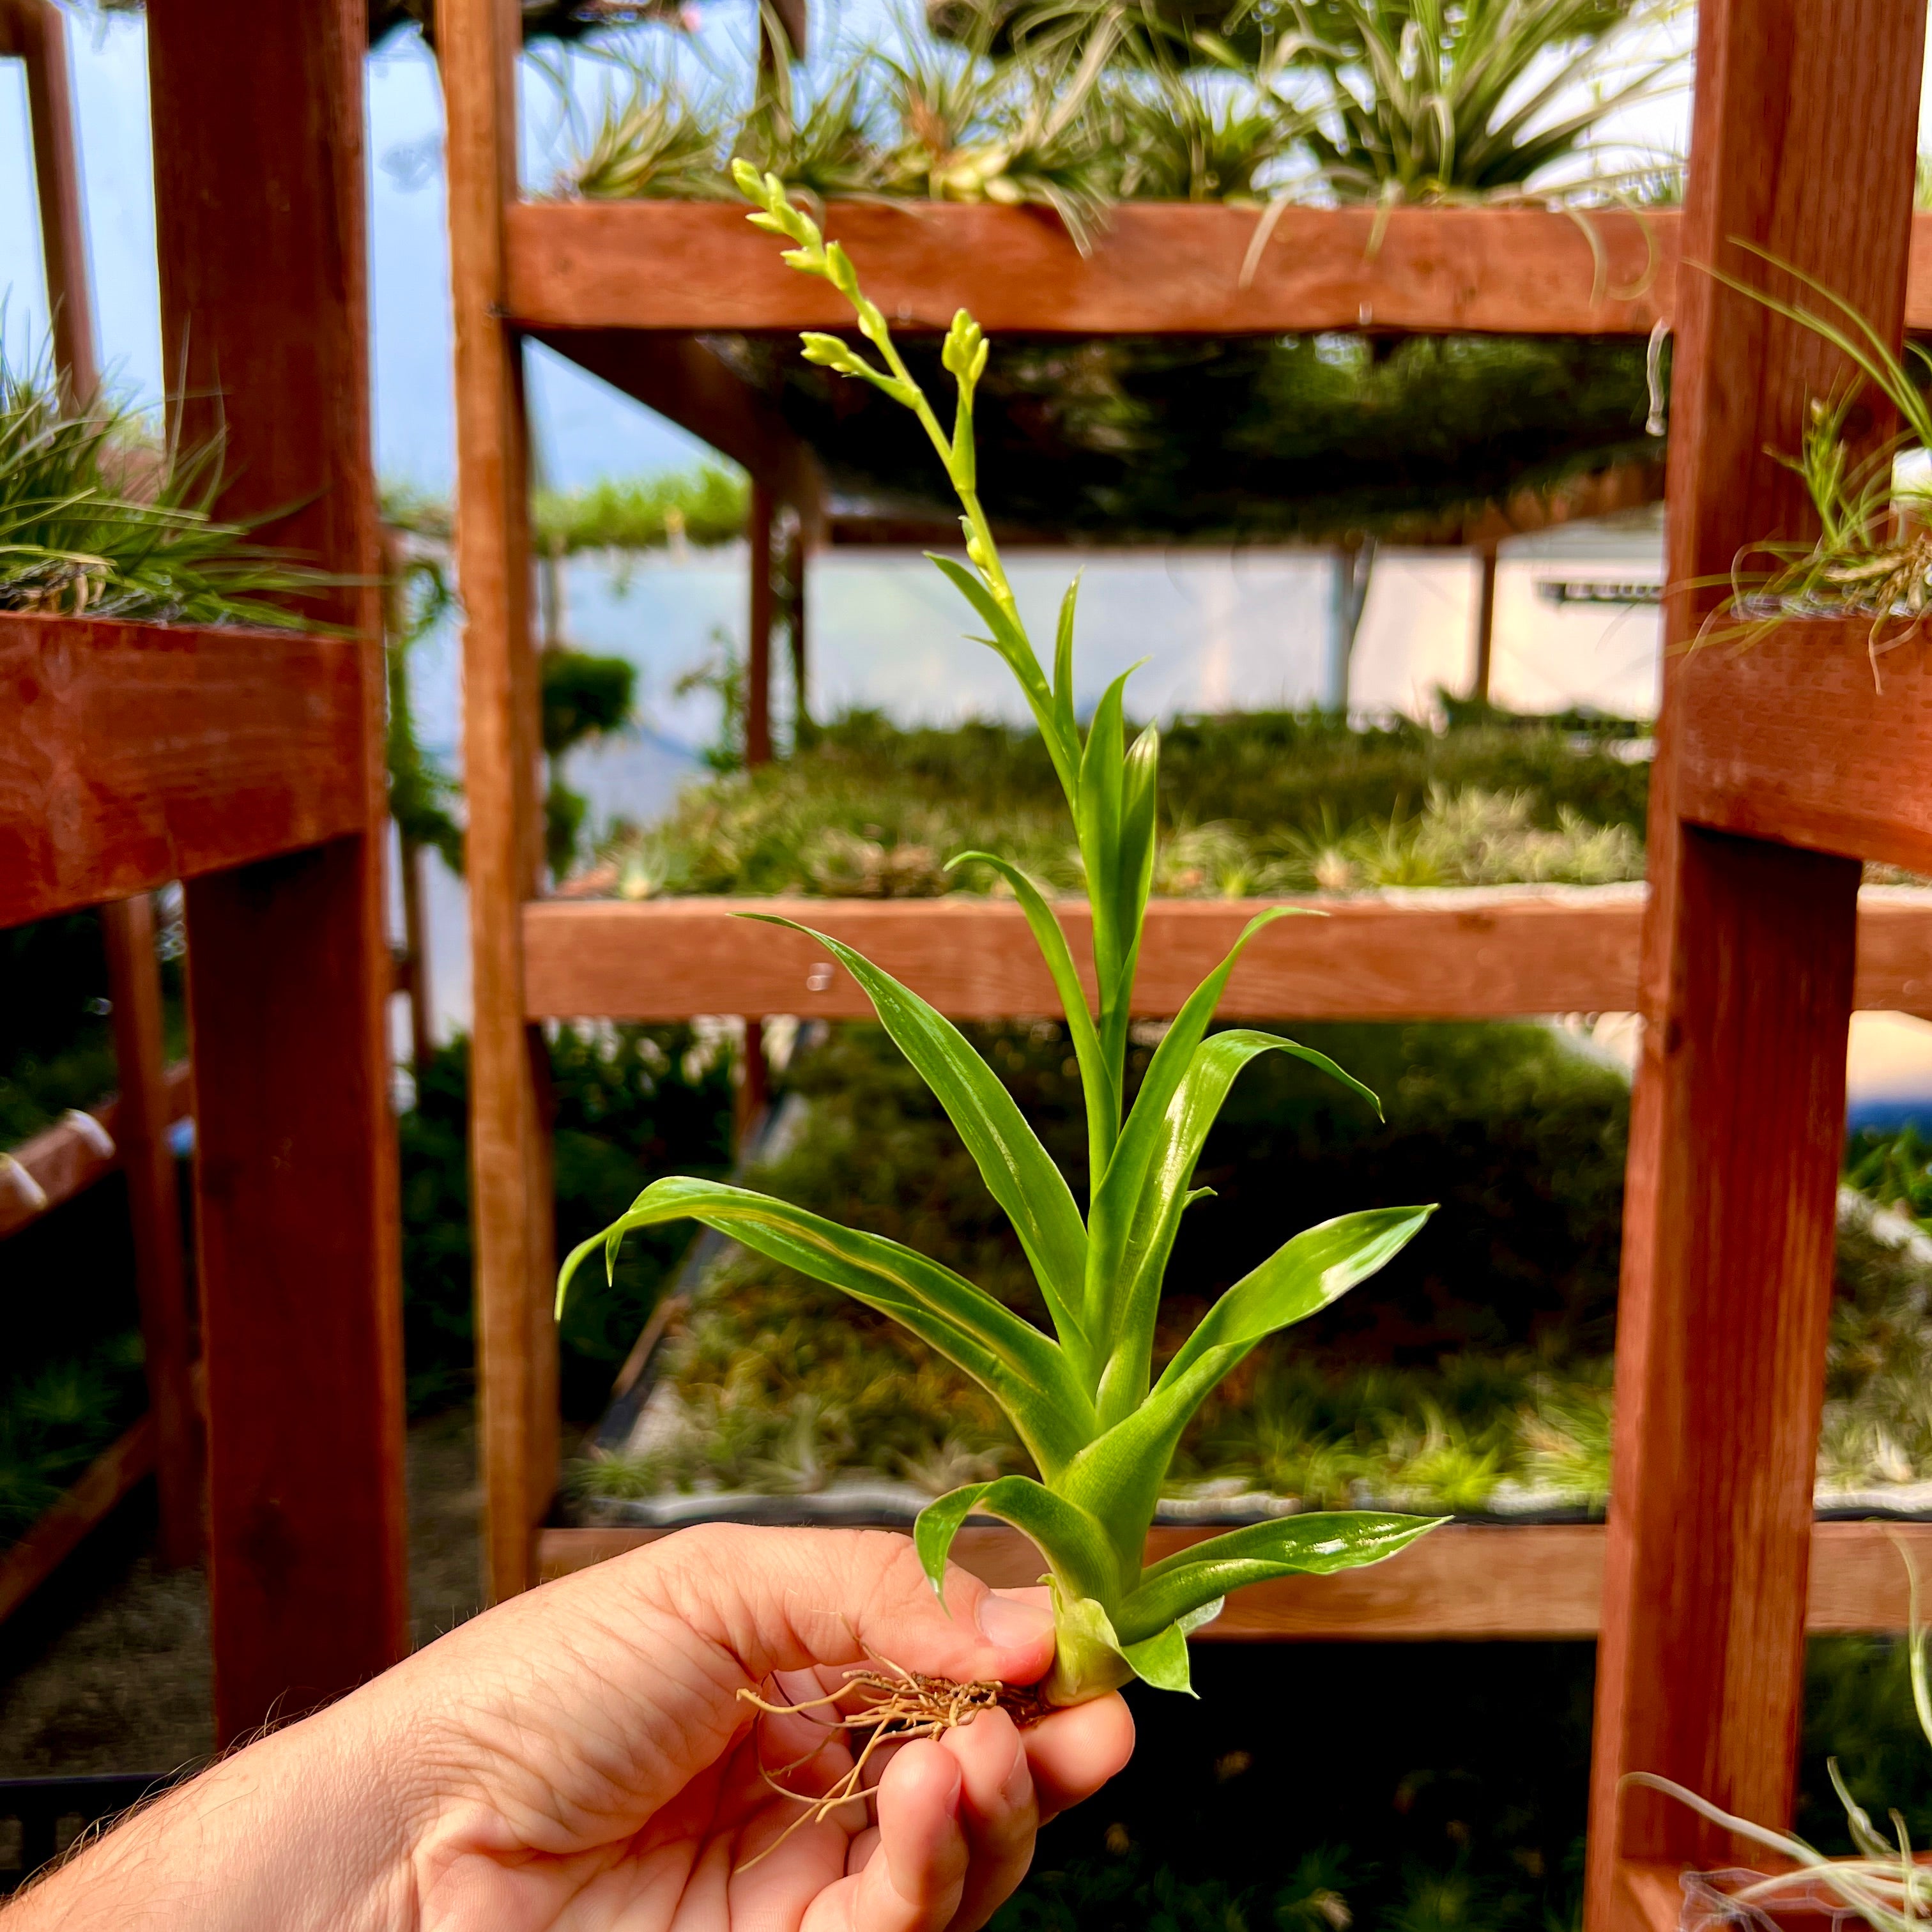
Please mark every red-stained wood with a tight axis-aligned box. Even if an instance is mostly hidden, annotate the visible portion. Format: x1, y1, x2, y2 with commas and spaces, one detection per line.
534, 1521, 1932, 1639
1586, 5, 1928, 1926
746, 480, 775, 767
1676, 620, 1932, 873
508, 201, 1675, 337
2, 0, 96, 398
443, 0, 560, 1604
148, 0, 407, 1740
102, 895, 199, 1568
0, 1418, 156, 1628
0, 1061, 190, 1241
519, 887, 1932, 1023
0, 615, 369, 926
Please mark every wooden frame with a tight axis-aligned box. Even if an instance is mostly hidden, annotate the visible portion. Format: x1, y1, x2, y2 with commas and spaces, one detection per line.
537, 1521, 1932, 1641
524, 887, 1932, 1023
450, 19, 1932, 1929
3, 0, 409, 1738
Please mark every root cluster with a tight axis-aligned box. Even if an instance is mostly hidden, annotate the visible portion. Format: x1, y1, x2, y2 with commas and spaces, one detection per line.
738, 1660, 1046, 1865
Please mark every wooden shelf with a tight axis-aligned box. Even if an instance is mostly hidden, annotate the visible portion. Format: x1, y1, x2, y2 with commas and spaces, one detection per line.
523, 886, 1932, 1022
537, 1519, 1932, 1639
0, 1060, 192, 1241
509, 201, 1677, 337
507, 203, 1932, 340
0, 1416, 156, 1627
1678, 618, 1932, 875
0, 613, 373, 926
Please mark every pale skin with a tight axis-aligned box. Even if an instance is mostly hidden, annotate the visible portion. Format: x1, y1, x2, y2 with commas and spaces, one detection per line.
3, 1524, 1134, 1932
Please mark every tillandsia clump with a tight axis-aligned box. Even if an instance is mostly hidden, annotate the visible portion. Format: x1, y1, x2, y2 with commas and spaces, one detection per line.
1632, 1548, 1932, 1932
558, 164, 1441, 1708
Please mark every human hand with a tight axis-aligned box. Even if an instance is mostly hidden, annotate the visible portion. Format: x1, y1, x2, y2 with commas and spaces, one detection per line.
7, 1525, 1133, 1932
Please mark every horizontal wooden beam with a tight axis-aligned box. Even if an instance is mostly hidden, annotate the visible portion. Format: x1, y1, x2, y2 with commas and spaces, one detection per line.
1678, 618, 1932, 876
537, 1519, 1932, 1639
508, 202, 1679, 337
0, 1416, 156, 1627
521, 887, 1932, 1021
0, 1061, 193, 1241
0, 615, 372, 926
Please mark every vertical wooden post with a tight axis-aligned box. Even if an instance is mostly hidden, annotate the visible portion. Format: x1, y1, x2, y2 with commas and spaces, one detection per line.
747, 480, 776, 768
1469, 542, 1498, 707
6, 0, 96, 401
783, 503, 809, 739
13, 0, 201, 1565
443, 0, 559, 1601
148, 0, 408, 1738
102, 894, 199, 1568
1584, 5, 1925, 1923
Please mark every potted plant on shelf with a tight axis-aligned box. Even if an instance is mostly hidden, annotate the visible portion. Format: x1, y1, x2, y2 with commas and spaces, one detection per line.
558, 167, 1444, 1708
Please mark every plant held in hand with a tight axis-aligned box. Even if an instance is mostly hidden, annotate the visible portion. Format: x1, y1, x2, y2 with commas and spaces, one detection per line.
558, 164, 1440, 1706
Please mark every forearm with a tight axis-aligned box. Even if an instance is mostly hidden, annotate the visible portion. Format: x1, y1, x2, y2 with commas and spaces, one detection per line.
3, 1689, 426, 1931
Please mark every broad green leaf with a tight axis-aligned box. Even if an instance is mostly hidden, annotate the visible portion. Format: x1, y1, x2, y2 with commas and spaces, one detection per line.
948, 852, 1116, 1181
1041, 1587, 1135, 1704
1062, 1206, 1430, 1559
1115, 1514, 1442, 1643
1094, 1029, 1384, 1428
1118, 1595, 1223, 1694
926, 553, 1077, 798
1084, 909, 1303, 1331
744, 916, 1093, 1370
914, 1475, 1123, 1606
556, 1177, 1096, 1480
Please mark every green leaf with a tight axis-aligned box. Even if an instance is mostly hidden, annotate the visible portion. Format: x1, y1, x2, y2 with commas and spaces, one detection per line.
1085, 908, 1304, 1333
926, 553, 1077, 799
947, 851, 1116, 1183
1052, 576, 1080, 786
557, 1177, 1096, 1480
1118, 1596, 1222, 1695
914, 1475, 1123, 1606
1062, 1206, 1430, 1560
1094, 1029, 1385, 1429
1116, 1513, 1442, 1643
743, 915, 1094, 1373
1111, 721, 1160, 1020
1076, 670, 1131, 1037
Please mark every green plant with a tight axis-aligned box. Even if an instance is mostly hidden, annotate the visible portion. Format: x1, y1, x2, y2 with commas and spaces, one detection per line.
0, 346, 338, 627
560, 171, 1441, 1705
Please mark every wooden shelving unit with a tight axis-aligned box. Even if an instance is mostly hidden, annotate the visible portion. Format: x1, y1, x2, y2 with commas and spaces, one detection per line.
1, 0, 408, 1742
447, 8, 1932, 1926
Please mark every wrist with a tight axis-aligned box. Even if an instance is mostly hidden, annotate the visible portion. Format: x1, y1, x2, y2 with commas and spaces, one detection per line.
4, 1678, 433, 1932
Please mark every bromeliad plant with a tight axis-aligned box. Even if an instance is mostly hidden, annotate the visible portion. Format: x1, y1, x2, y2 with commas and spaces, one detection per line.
558, 164, 1440, 1706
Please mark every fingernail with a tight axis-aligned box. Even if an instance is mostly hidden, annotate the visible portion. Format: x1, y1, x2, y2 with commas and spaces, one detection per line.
976, 1591, 1054, 1650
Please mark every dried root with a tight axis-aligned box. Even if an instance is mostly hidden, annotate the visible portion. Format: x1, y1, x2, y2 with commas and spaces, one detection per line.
737, 1657, 1047, 1867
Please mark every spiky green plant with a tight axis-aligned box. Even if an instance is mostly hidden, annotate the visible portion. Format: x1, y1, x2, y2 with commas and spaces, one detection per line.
569, 59, 739, 200
0, 348, 335, 627
1279, 0, 1682, 204
558, 167, 1440, 1705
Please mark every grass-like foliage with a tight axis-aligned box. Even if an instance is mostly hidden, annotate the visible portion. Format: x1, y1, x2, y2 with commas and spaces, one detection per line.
558, 169, 1441, 1704
0, 348, 335, 628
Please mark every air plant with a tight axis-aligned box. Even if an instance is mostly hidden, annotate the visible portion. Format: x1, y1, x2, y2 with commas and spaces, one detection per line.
0, 347, 336, 628
558, 167, 1441, 1706
569, 60, 739, 200
1632, 1545, 1932, 1932
735, 51, 890, 201
1277, 0, 1683, 205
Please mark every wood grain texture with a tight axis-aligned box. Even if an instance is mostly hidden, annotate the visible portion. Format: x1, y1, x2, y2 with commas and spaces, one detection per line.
0, 1417, 155, 1627
102, 894, 199, 1569
1676, 622, 1932, 874
521, 888, 1932, 1022
507, 202, 1675, 335
747, 480, 774, 768
442, 0, 559, 1604
1588, 4, 1928, 1922
0, 615, 369, 925
0, 1061, 190, 1241
535, 1521, 1932, 1638
4, 0, 96, 396
149, 0, 407, 1742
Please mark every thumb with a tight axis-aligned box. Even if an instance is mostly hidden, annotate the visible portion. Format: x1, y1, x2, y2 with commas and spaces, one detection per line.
635, 1524, 1059, 1687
